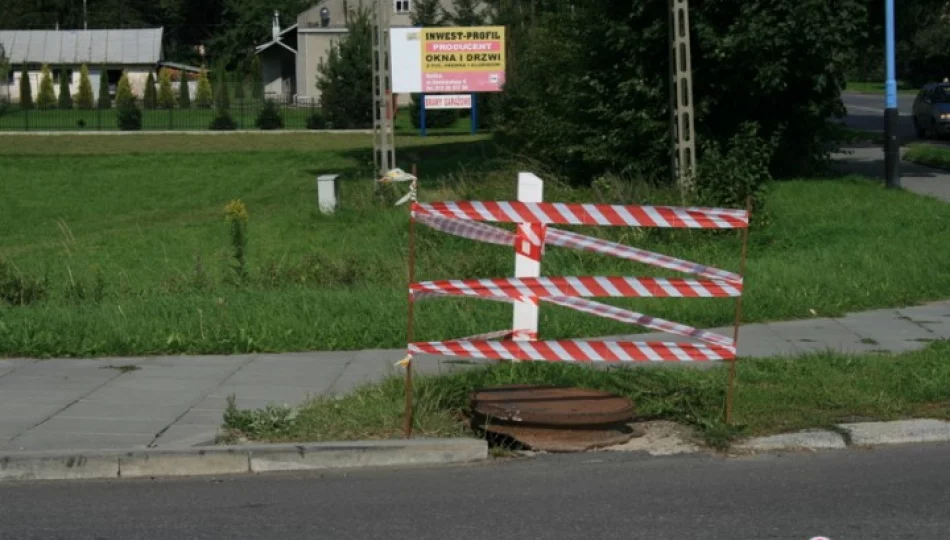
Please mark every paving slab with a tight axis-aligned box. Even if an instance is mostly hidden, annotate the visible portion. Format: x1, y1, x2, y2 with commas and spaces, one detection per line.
766, 317, 880, 355
5, 431, 152, 452
53, 401, 189, 421
0, 359, 28, 378
838, 419, 950, 446
32, 417, 169, 436
709, 324, 802, 358
835, 308, 937, 353
327, 349, 404, 395
896, 302, 950, 339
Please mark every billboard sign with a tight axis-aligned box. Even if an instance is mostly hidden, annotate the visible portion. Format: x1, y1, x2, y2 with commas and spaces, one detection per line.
424, 94, 472, 109
391, 26, 506, 93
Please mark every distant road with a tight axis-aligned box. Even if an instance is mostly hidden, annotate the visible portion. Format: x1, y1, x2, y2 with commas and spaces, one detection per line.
840, 91, 919, 142
2, 444, 950, 539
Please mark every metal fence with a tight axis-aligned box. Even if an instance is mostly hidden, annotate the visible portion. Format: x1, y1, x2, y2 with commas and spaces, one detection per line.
0, 84, 324, 132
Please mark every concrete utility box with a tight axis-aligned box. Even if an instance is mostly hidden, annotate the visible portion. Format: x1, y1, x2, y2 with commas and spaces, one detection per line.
317, 174, 340, 214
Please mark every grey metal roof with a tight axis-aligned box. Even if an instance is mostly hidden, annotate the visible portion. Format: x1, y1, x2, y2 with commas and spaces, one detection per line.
0, 28, 163, 65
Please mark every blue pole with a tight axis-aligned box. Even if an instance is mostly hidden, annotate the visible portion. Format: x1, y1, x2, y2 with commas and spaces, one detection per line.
470, 93, 478, 135
420, 94, 427, 137
884, 0, 900, 188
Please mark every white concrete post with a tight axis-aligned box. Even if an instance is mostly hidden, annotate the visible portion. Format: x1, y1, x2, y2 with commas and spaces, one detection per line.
317, 174, 340, 214
512, 172, 544, 341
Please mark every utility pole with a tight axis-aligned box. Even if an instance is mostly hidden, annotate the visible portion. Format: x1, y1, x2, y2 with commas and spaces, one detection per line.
883, 0, 900, 189
669, 0, 696, 193
372, 0, 396, 177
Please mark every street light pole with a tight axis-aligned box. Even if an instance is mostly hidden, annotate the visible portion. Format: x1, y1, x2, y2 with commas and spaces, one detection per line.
884, 0, 900, 189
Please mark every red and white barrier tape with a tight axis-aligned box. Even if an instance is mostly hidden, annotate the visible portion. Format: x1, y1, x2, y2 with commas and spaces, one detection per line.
411, 287, 733, 348
413, 214, 740, 284
412, 201, 749, 229
409, 339, 735, 362
411, 275, 742, 299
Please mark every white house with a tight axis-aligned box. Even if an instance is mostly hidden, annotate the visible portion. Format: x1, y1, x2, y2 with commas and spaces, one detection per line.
255, 0, 469, 106
0, 28, 164, 103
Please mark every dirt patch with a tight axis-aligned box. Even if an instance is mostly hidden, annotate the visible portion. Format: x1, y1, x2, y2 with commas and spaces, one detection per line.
604, 421, 702, 456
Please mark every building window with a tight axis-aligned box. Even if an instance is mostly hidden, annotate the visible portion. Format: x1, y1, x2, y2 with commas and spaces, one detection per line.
394, 0, 411, 13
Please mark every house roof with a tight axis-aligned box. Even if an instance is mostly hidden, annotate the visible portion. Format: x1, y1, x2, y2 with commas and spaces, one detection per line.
0, 28, 164, 65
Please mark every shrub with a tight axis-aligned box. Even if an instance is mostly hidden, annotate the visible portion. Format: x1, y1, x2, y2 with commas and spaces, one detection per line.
115, 72, 136, 109
143, 72, 157, 109
209, 112, 237, 130
195, 68, 213, 109
306, 110, 327, 130
157, 69, 175, 109
76, 64, 94, 109
18, 66, 33, 110
255, 100, 284, 130
57, 67, 72, 109
178, 73, 191, 109
695, 121, 775, 224
409, 93, 458, 129
316, 6, 373, 129
97, 65, 111, 109
37, 65, 56, 109
117, 105, 142, 131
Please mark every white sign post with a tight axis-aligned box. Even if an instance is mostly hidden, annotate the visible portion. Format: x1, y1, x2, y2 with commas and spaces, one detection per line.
512, 173, 544, 342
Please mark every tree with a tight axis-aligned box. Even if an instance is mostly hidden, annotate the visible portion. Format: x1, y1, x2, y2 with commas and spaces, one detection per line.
97, 66, 111, 109
250, 55, 263, 99
316, 6, 374, 129
115, 71, 142, 130
19, 66, 33, 110
213, 63, 231, 112
0, 44, 9, 104
142, 72, 157, 109
76, 64, 95, 109
411, 0, 449, 25
57, 67, 73, 109
157, 69, 175, 108
493, 0, 866, 183
209, 62, 237, 129
37, 65, 56, 109
206, 0, 312, 68
450, 0, 485, 25
115, 71, 136, 109
178, 72, 191, 108
195, 68, 213, 109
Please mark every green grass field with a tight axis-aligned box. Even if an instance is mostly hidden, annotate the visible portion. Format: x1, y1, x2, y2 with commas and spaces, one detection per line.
904, 143, 950, 170
0, 105, 473, 133
2, 133, 950, 358
223, 342, 950, 448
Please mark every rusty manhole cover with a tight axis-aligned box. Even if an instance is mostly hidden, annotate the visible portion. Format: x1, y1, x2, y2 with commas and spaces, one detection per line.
470, 384, 635, 427
469, 385, 639, 452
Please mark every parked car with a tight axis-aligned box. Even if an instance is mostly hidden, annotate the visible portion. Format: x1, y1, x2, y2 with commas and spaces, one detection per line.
912, 83, 950, 138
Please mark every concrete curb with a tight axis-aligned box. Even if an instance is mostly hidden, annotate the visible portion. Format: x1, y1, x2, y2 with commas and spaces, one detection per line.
0, 438, 487, 482
736, 419, 950, 454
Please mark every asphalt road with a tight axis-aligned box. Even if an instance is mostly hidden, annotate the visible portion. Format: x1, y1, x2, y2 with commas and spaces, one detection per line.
3, 444, 950, 540
840, 91, 919, 142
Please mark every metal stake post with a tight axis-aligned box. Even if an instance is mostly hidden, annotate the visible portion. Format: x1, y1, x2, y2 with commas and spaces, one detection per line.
725, 197, 751, 425
403, 163, 419, 438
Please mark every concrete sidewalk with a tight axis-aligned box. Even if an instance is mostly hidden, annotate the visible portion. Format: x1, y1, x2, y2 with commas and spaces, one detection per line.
3, 300, 950, 453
